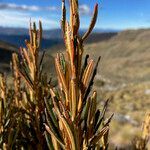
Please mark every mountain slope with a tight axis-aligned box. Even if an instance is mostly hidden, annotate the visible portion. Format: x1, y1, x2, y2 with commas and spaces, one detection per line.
0, 28, 149, 148
0, 27, 117, 49
0, 40, 55, 74
83, 29, 150, 85
0, 41, 18, 72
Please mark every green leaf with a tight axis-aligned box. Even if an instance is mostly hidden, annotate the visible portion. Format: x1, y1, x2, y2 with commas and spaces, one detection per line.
45, 124, 65, 149
44, 131, 54, 150
44, 98, 58, 128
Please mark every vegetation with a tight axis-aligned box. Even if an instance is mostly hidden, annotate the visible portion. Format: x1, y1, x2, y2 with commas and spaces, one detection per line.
0, 0, 112, 149
0, 0, 149, 149
131, 112, 150, 150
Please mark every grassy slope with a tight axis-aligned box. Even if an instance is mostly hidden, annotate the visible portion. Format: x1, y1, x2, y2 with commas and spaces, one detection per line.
85, 29, 150, 85
47, 29, 150, 84
0, 29, 149, 148
85, 29, 150, 148
46, 29, 150, 148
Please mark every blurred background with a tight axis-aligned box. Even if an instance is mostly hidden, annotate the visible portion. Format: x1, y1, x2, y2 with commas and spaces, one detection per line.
0, 0, 150, 148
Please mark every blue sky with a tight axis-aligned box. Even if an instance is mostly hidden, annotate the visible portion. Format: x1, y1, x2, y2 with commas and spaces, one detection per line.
0, 0, 150, 30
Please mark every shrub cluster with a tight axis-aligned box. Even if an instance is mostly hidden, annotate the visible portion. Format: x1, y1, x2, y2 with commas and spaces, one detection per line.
0, 0, 112, 149
0, 0, 149, 149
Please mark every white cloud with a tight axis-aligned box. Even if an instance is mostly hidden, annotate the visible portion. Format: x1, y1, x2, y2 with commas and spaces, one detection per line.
0, 3, 91, 15
0, 3, 92, 28
79, 4, 91, 15
0, 3, 58, 11
0, 10, 58, 29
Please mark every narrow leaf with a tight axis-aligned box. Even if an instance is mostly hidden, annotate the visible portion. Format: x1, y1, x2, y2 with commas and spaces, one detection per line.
82, 4, 98, 41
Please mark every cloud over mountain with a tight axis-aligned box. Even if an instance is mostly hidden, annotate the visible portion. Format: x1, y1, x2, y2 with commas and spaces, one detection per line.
79, 4, 91, 15
0, 3, 91, 15
0, 2, 93, 28
0, 3, 58, 11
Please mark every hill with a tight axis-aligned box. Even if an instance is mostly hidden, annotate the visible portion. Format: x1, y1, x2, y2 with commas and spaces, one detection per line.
0, 40, 55, 75
0, 29, 117, 74
0, 35, 62, 49
45, 28, 150, 148
43, 28, 150, 85
0, 27, 117, 48
0, 28, 149, 84
0, 40, 17, 72
85, 28, 150, 85
0, 28, 149, 148
85, 29, 150, 147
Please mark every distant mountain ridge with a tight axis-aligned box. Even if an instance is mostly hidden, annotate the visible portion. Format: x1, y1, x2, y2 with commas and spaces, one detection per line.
0, 35, 62, 49
0, 27, 150, 80
0, 27, 118, 49
0, 27, 119, 72
0, 27, 62, 39
0, 26, 119, 37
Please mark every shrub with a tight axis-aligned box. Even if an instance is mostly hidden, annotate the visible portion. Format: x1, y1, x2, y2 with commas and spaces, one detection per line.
131, 112, 150, 150
1, 0, 149, 149
0, 0, 112, 150
43, 0, 113, 149
0, 0, 112, 149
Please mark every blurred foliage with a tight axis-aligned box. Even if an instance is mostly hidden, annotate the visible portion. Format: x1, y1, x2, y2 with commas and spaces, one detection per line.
0, 0, 149, 149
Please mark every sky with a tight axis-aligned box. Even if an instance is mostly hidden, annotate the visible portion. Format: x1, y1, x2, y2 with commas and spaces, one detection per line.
0, 0, 150, 30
